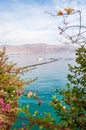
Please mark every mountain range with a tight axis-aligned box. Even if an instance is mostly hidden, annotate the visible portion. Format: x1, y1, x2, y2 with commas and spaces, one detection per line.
0, 44, 76, 54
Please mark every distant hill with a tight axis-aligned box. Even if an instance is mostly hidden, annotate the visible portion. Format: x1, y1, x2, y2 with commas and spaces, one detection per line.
0, 44, 76, 54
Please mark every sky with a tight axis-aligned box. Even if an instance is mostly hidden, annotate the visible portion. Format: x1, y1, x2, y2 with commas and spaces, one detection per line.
0, 0, 86, 45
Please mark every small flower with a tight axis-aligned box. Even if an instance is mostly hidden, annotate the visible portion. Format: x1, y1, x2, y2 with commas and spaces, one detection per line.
1, 90, 4, 92
27, 90, 32, 98
6, 104, 10, 110
1, 103, 5, 111
16, 90, 19, 94
16, 90, 24, 95
11, 95, 14, 97
63, 106, 66, 110
38, 100, 42, 106
13, 90, 15, 93
57, 10, 63, 15
0, 121, 3, 126
64, 8, 74, 14
0, 98, 3, 103
22, 91, 24, 95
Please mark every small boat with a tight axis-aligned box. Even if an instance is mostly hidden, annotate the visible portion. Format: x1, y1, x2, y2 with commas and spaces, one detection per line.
37, 56, 43, 61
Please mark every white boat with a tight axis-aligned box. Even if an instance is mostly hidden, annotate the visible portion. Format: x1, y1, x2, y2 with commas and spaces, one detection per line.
37, 56, 43, 61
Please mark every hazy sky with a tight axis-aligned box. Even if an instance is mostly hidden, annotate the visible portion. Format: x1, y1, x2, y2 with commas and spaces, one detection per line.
0, 0, 86, 45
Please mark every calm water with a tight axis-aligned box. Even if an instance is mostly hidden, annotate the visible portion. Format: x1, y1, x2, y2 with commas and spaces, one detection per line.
9, 52, 75, 130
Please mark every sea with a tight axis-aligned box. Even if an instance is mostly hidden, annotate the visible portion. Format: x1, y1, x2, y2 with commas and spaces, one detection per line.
8, 52, 75, 130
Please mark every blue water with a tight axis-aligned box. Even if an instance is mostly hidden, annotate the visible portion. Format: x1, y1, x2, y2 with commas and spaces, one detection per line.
9, 52, 75, 130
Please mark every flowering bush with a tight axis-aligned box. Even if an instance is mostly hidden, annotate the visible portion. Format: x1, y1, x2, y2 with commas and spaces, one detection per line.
0, 47, 30, 129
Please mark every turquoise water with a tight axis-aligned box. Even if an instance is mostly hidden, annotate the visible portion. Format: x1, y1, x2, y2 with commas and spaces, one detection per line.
9, 52, 75, 130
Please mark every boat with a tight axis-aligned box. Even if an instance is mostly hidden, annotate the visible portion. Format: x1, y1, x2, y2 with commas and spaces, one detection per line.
37, 56, 43, 61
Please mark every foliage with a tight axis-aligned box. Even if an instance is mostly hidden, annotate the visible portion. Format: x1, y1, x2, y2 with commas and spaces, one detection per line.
51, 46, 86, 130
50, 9, 86, 130
19, 105, 57, 130
0, 47, 32, 129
